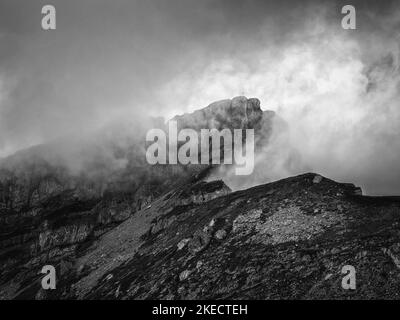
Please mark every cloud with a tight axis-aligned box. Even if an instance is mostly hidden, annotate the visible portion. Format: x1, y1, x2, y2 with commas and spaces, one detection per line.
155, 2, 400, 195
0, 0, 399, 194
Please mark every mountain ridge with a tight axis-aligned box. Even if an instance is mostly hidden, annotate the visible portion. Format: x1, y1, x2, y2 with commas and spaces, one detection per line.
1, 97, 399, 299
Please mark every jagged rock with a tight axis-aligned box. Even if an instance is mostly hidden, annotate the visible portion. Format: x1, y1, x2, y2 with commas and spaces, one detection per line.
173, 96, 264, 131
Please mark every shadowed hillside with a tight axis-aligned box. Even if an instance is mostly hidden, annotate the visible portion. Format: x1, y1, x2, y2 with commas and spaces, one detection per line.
1, 98, 400, 300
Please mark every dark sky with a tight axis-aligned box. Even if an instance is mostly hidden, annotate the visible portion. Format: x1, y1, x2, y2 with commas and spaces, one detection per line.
0, 0, 399, 194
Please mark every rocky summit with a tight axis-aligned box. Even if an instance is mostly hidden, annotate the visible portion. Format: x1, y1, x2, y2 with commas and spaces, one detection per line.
1, 97, 400, 300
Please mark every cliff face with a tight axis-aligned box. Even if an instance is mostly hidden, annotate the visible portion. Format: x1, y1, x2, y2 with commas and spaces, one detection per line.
173, 96, 265, 131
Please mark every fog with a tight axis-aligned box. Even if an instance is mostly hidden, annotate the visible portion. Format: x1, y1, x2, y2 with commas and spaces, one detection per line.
0, 0, 399, 194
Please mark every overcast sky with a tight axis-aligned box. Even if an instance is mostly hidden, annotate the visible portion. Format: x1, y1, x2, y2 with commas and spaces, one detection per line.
0, 0, 399, 194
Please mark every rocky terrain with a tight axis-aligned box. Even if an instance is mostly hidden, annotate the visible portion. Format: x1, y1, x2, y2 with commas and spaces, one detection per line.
1, 97, 400, 299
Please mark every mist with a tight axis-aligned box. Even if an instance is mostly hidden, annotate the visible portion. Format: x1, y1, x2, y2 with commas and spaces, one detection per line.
0, 0, 399, 194
157, 0, 400, 195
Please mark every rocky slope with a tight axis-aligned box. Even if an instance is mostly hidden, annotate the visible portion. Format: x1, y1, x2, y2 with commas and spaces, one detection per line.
4, 172, 400, 300
0, 97, 280, 299
1, 97, 400, 300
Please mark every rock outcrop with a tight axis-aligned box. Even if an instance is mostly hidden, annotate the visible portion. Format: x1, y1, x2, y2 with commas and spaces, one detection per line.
173, 96, 265, 131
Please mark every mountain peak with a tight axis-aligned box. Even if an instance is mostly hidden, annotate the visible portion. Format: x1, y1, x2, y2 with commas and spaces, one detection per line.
173, 96, 267, 131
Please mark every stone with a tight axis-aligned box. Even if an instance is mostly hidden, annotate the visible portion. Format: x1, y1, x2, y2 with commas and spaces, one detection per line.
196, 261, 203, 269
177, 238, 190, 251
179, 270, 191, 281
188, 230, 211, 253
324, 273, 333, 280
106, 274, 113, 281
115, 284, 121, 298
313, 175, 323, 184
215, 229, 227, 240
